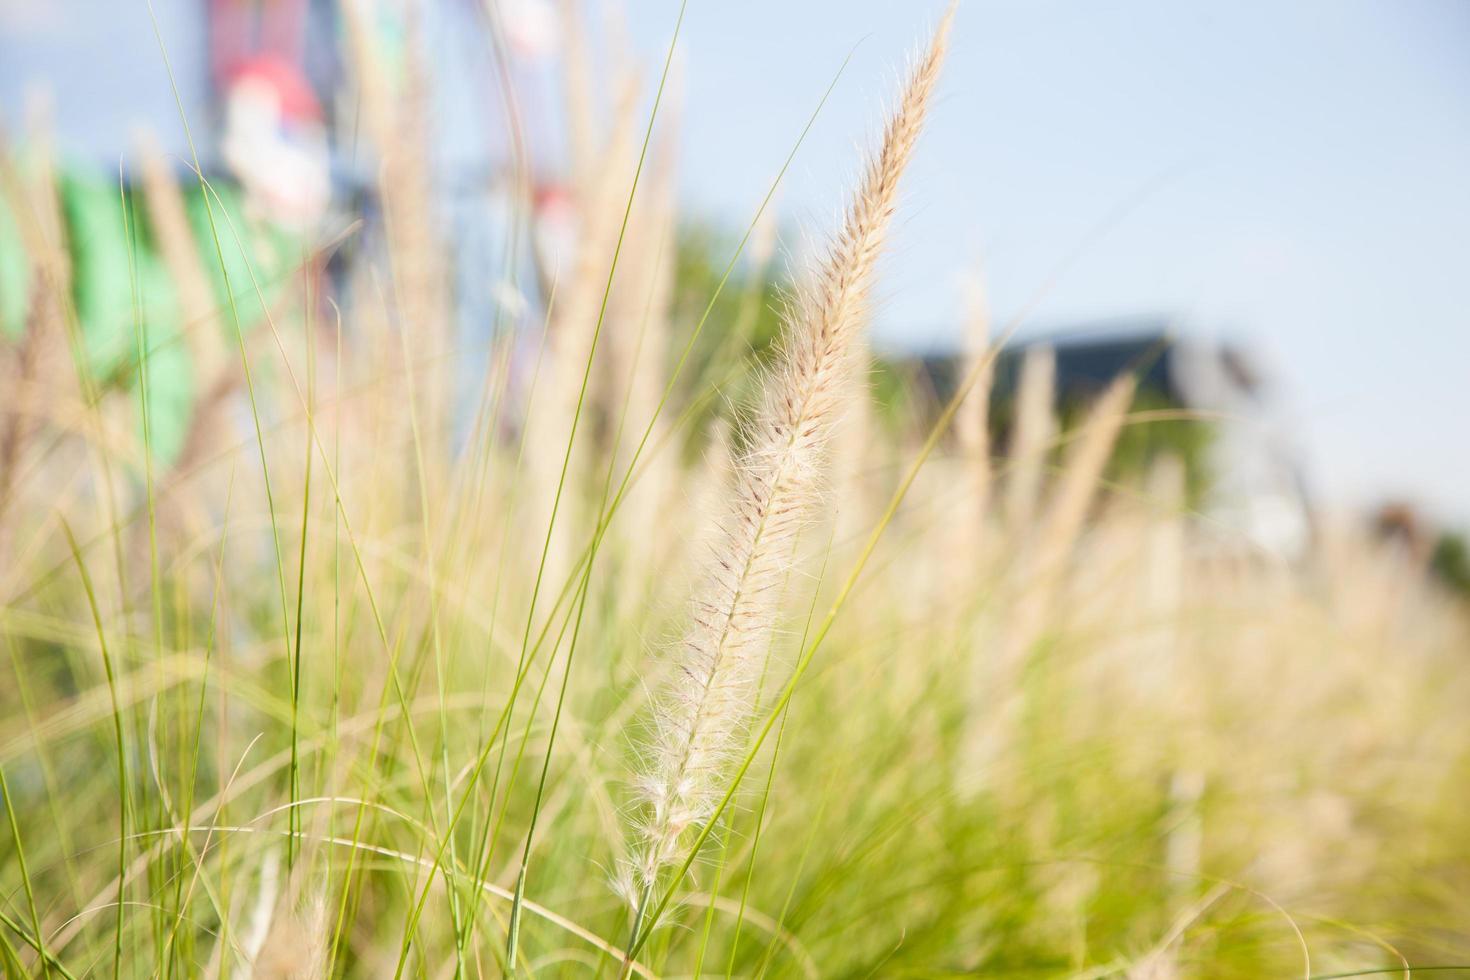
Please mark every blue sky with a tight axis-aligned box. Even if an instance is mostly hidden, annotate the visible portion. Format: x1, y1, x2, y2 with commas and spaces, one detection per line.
624, 0, 1470, 524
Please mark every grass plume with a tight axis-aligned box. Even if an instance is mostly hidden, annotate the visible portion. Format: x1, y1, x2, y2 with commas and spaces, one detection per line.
624, 3, 955, 934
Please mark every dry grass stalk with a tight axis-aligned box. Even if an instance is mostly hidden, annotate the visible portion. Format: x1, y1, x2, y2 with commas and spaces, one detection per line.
552, 64, 642, 401
607, 71, 681, 432
8, 96, 71, 288
606, 127, 681, 576
0, 121, 88, 566
1027, 373, 1136, 584
1002, 373, 1136, 664
1138, 455, 1186, 702
1003, 343, 1055, 539
133, 134, 250, 579
626, 5, 953, 906
254, 891, 328, 980
0, 119, 72, 313
136, 133, 226, 383
955, 277, 994, 526
961, 373, 1135, 793
947, 275, 995, 595
0, 283, 58, 558
341, 0, 449, 458
559, 0, 599, 193
521, 66, 640, 591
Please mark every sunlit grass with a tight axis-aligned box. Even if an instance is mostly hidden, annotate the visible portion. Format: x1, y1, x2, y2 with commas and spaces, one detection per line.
0, 4, 1468, 979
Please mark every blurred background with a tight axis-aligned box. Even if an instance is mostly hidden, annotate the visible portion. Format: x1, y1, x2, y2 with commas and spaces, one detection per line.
620, 0, 1470, 525
1, 0, 1466, 547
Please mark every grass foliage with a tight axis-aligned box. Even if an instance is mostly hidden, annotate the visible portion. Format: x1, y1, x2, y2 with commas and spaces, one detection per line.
1, 4, 1468, 977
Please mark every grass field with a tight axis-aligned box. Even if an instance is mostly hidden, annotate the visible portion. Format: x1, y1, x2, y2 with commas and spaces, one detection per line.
1, 5, 1468, 977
